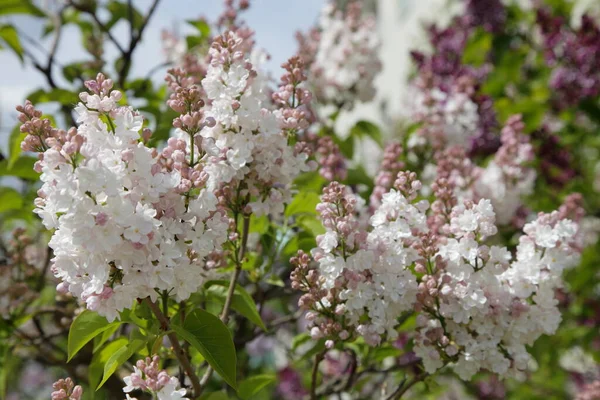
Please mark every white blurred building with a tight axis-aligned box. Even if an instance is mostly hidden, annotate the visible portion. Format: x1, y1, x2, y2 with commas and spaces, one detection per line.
336, 0, 462, 173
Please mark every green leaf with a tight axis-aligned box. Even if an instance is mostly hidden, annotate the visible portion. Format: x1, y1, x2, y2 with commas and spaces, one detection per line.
285, 191, 320, 218
171, 309, 237, 389
336, 135, 354, 159
296, 215, 325, 237
238, 374, 276, 400
0, 343, 20, 398
199, 392, 230, 400
67, 310, 122, 361
0, 0, 44, 17
346, 166, 375, 192
462, 27, 492, 67
0, 187, 23, 213
185, 35, 204, 50
106, 0, 143, 31
98, 336, 146, 389
249, 215, 270, 235
205, 281, 266, 331
293, 171, 327, 193
0, 157, 39, 181
350, 120, 383, 147
186, 19, 211, 38
27, 88, 80, 106
0, 24, 24, 61
8, 123, 24, 168
62, 62, 86, 83
92, 323, 121, 353
89, 337, 128, 389
292, 333, 311, 351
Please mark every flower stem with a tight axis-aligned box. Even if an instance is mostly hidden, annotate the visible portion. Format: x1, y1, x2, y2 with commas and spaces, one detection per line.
310, 349, 327, 399
145, 298, 202, 397
385, 372, 428, 400
197, 213, 251, 395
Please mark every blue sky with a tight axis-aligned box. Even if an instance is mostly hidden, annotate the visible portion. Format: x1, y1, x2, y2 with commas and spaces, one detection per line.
0, 0, 324, 149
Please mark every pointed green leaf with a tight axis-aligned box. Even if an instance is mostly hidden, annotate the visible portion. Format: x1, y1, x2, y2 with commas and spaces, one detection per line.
98, 336, 146, 389
67, 310, 122, 361
0, 24, 23, 61
0, 0, 44, 17
8, 124, 25, 168
171, 309, 237, 389
186, 19, 211, 38
205, 280, 266, 331
238, 374, 276, 400
350, 120, 383, 147
285, 192, 320, 218
0, 187, 23, 213
92, 323, 121, 353
0, 157, 39, 181
89, 337, 128, 389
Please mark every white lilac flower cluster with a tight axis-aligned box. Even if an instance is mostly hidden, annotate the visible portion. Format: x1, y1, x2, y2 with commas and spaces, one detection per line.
414, 196, 580, 380
123, 356, 188, 400
297, 1, 382, 108
292, 171, 583, 380
430, 114, 535, 227
199, 31, 311, 217
22, 28, 313, 321
291, 175, 426, 347
20, 75, 229, 322
410, 78, 481, 151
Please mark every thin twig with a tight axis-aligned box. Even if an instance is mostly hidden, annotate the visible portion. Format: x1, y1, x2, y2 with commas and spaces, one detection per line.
145, 298, 202, 397
310, 349, 327, 400
46, 7, 65, 75
197, 214, 251, 395
118, 0, 161, 87
70, 1, 126, 54
385, 372, 427, 400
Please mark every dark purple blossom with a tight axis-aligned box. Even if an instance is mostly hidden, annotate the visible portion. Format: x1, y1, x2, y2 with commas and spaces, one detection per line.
466, 0, 507, 33
532, 126, 578, 188
276, 367, 307, 400
537, 9, 600, 108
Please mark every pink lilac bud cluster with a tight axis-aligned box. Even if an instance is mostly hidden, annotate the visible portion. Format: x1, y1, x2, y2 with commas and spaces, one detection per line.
537, 9, 600, 109
474, 115, 536, 225
434, 146, 478, 200
296, 1, 381, 109
163, 68, 215, 193
23, 73, 229, 321
123, 356, 188, 400
18, 101, 84, 171
369, 141, 405, 209
199, 31, 311, 216
308, 135, 346, 182
18, 100, 59, 153
410, 20, 500, 156
292, 170, 583, 380
272, 56, 313, 133
217, 0, 250, 31
51, 378, 82, 400
426, 115, 535, 227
